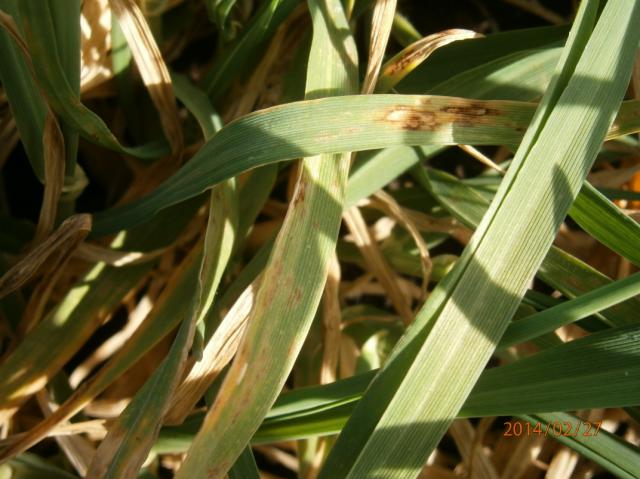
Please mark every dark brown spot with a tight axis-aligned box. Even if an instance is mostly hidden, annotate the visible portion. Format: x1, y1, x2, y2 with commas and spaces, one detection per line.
409, 114, 428, 130
442, 106, 489, 116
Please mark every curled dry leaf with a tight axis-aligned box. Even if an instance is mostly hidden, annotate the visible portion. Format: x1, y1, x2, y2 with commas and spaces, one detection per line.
36, 390, 96, 477
341, 0, 413, 326
165, 278, 259, 425
34, 111, 65, 244
0, 245, 192, 461
68, 295, 153, 388
546, 447, 580, 479
109, 0, 183, 156
376, 29, 482, 93
402, 209, 472, 245
458, 144, 506, 174
0, 214, 92, 299
343, 206, 414, 321
588, 162, 640, 188
0, 9, 80, 246
80, 0, 113, 94
320, 252, 341, 384
498, 434, 545, 479
0, 420, 107, 450
361, 0, 397, 95
369, 190, 433, 294
449, 419, 498, 479
74, 242, 167, 267
0, 10, 30, 62
80, 242, 205, 478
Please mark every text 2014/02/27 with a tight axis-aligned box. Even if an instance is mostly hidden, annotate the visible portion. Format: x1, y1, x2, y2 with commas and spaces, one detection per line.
503, 420, 602, 438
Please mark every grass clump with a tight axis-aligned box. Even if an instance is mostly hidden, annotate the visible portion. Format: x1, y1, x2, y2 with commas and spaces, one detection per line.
0, 1, 639, 478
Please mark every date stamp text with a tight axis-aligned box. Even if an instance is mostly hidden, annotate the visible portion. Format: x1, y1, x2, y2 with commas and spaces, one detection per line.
503, 420, 601, 438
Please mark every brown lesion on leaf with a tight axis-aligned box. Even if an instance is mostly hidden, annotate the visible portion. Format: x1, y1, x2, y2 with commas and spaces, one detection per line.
383, 107, 438, 131
291, 178, 306, 205
384, 50, 418, 77
292, 287, 303, 304
381, 99, 506, 132
382, 30, 481, 80
440, 100, 503, 119
207, 462, 232, 479
443, 106, 487, 116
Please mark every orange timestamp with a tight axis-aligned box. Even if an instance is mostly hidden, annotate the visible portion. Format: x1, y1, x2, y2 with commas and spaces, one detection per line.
503, 420, 602, 438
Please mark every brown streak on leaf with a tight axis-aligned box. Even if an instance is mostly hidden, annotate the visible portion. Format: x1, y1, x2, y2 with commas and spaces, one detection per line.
441, 103, 503, 119
292, 175, 307, 205
381, 98, 514, 132
320, 253, 341, 384
343, 206, 413, 321
0, 215, 92, 299
292, 287, 303, 304
34, 111, 65, 244
377, 29, 481, 92
384, 30, 478, 77
109, 0, 183, 158
361, 0, 397, 94
164, 279, 259, 425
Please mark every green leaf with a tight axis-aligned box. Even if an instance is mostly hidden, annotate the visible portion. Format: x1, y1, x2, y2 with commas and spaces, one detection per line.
319, 2, 640, 477
92, 95, 640, 236
0, 260, 152, 422
0, 453, 78, 479
572, 182, 640, 267
172, 72, 238, 343
422, 167, 640, 330
85, 75, 236, 478
93, 89, 640, 237
206, 0, 238, 40
346, 44, 563, 206
172, 72, 223, 139
175, 0, 358, 476
0, 198, 201, 442
203, 0, 300, 99
154, 323, 640, 447
500, 271, 640, 348
397, 25, 567, 94
85, 251, 203, 478
48, 0, 81, 177
268, 323, 640, 441
465, 323, 640, 416
14, 0, 169, 159
0, 0, 46, 180
520, 412, 640, 479
228, 447, 261, 479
